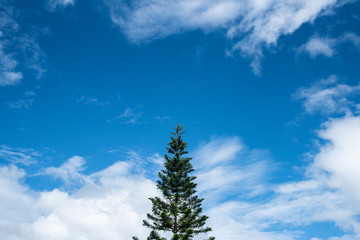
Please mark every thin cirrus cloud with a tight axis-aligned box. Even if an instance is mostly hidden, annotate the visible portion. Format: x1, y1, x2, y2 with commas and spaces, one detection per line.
0, 3, 23, 87
7, 99, 35, 109
293, 75, 360, 115
299, 33, 360, 58
47, 0, 75, 11
0, 145, 39, 165
104, 0, 347, 74
76, 95, 108, 108
0, 2, 46, 87
107, 107, 143, 124
300, 36, 337, 58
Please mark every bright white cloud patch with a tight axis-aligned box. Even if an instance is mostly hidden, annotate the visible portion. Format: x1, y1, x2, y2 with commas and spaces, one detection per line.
104, 0, 346, 74
202, 118, 360, 240
310, 116, 360, 203
0, 157, 159, 240
0, 165, 37, 224
294, 75, 360, 115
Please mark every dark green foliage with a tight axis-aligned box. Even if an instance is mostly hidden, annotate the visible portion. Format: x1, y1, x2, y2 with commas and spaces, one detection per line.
133, 125, 214, 240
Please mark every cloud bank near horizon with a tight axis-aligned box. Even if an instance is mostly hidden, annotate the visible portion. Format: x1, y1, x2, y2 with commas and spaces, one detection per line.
1, 109, 360, 239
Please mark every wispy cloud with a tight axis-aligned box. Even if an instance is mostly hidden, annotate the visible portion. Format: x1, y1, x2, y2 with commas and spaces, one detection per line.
25, 91, 36, 97
104, 0, 347, 75
193, 136, 272, 205
47, 0, 75, 11
7, 90, 37, 109
76, 95, 108, 108
0, 145, 39, 165
0, 2, 46, 87
108, 107, 143, 124
300, 36, 337, 58
155, 115, 171, 122
293, 75, 360, 115
8, 98, 34, 109
40, 156, 91, 187
299, 32, 360, 58
0, 3, 23, 87
146, 153, 163, 165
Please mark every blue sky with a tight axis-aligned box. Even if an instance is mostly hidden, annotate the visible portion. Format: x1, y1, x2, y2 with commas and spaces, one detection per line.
1, 0, 360, 239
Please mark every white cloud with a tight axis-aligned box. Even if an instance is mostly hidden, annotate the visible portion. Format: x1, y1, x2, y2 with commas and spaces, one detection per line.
0, 70, 23, 86
76, 95, 108, 107
0, 4, 22, 86
0, 157, 159, 240
0, 165, 38, 224
155, 115, 171, 122
47, 0, 75, 11
193, 136, 272, 206
41, 156, 90, 187
25, 91, 36, 96
193, 136, 243, 168
108, 107, 143, 124
199, 116, 360, 240
8, 98, 35, 109
146, 152, 164, 165
293, 75, 360, 115
309, 116, 360, 203
0, 145, 39, 165
300, 36, 337, 57
2, 123, 360, 240
299, 32, 360, 58
343, 32, 360, 48
104, 0, 347, 74
0, 2, 46, 87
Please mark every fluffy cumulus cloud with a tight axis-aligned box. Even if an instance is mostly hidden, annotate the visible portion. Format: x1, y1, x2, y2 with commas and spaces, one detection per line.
0, 2, 46, 87
200, 116, 360, 240
0, 157, 159, 240
2, 115, 360, 239
104, 0, 347, 74
310, 116, 360, 204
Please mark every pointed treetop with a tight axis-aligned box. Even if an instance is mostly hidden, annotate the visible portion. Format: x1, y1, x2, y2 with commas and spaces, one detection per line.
172, 124, 185, 136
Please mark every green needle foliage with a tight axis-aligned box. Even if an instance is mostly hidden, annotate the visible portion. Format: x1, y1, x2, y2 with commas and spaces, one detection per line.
133, 124, 214, 240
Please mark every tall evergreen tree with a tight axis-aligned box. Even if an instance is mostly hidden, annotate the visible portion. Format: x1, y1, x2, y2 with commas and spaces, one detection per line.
133, 125, 214, 240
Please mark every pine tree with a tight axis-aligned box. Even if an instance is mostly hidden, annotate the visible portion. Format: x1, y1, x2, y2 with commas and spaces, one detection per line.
133, 124, 214, 240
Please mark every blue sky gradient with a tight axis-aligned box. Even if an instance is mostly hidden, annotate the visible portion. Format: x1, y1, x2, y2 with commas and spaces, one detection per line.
1, 0, 360, 239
